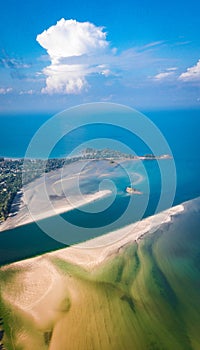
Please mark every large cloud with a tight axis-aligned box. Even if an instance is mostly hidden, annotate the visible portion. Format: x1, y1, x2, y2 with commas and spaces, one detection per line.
36, 19, 110, 94
179, 59, 200, 81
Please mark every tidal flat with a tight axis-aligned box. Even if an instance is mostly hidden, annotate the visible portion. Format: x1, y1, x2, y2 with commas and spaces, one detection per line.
0, 197, 200, 349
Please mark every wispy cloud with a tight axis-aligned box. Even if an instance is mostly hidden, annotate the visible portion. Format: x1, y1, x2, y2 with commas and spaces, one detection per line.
166, 67, 178, 71
152, 67, 178, 81
0, 51, 30, 80
179, 59, 200, 82
154, 72, 174, 80
0, 87, 13, 94
139, 40, 165, 50
173, 40, 191, 46
19, 89, 35, 95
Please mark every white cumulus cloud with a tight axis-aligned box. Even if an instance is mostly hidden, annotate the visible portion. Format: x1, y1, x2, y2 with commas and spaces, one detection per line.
179, 59, 200, 81
36, 19, 110, 94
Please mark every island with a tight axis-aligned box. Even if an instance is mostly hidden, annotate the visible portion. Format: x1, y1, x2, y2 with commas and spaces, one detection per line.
125, 186, 143, 195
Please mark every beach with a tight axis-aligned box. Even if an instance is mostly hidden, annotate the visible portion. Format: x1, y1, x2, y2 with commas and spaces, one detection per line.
0, 158, 145, 233
0, 159, 117, 232
0, 187, 111, 232
1, 197, 199, 350
0, 199, 185, 321
2, 200, 184, 271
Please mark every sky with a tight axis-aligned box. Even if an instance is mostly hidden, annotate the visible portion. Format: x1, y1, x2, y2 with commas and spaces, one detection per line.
0, 0, 200, 112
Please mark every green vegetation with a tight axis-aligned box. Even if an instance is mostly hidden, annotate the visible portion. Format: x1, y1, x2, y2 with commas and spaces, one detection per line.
81, 147, 136, 159
0, 158, 68, 222
143, 153, 157, 158
0, 159, 22, 221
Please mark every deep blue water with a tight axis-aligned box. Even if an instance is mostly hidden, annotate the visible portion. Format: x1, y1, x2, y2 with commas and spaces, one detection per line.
0, 109, 199, 265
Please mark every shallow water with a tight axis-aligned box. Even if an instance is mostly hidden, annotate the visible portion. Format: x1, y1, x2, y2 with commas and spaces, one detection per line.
0, 109, 199, 264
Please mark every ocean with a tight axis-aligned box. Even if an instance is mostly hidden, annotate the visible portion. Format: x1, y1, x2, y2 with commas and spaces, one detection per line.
0, 108, 200, 265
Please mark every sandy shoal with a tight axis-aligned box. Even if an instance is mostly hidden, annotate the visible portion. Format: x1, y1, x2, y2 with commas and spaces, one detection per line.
0, 201, 186, 317
0, 189, 111, 232
0, 158, 144, 233
2, 202, 184, 272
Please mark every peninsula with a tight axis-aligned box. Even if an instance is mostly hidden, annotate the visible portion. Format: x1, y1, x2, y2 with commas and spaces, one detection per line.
0, 148, 171, 223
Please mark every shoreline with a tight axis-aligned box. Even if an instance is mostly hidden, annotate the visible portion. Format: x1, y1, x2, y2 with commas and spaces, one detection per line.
0, 154, 171, 225
52, 202, 184, 270
0, 157, 145, 232
1, 197, 199, 350
1, 199, 187, 271
0, 189, 112, 232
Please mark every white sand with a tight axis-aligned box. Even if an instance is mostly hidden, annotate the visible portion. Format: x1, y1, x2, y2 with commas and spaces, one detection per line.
0, 202, 185, 321
0, 189, 111, 232
2, 202, 184, 272
0, 159, 145, 232
50, 203, 184, 269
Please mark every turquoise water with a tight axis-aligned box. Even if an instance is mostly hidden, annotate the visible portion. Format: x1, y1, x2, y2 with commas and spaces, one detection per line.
0, 109, 199, 203
0, 109, 199, 265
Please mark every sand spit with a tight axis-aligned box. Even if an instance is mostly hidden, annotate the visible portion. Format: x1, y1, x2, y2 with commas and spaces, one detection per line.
0, 186, 111, 233
2, 202, 184, 273
0, 158, 145, 233
50, 203, 184, 270
0, 202, 185, 329
1, 198, 200, 350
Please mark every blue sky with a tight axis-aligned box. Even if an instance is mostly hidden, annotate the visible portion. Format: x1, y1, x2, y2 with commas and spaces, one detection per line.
0, 0, 200, 112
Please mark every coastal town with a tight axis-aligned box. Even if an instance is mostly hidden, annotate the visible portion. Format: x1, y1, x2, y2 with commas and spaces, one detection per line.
0, 148, 171, 222
0, 157, 65, 222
